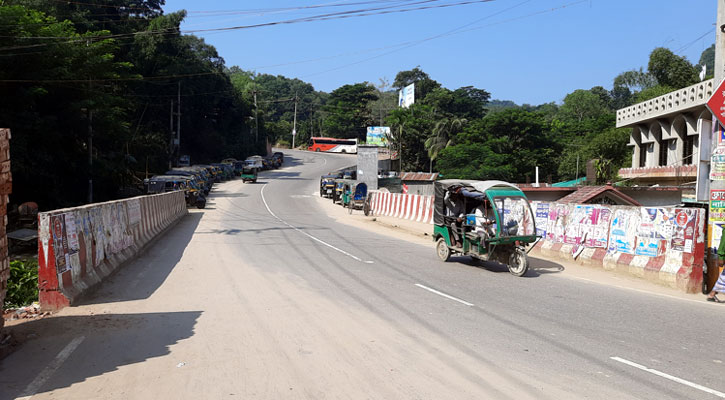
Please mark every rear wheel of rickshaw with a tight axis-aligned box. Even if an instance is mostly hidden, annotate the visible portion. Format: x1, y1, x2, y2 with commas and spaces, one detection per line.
363, 196, 371, 216
348, 201, 354, 214
436, 238, 451, 262
508, 247, 528, 277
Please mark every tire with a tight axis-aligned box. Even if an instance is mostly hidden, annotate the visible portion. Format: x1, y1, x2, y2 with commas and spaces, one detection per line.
508, 247, 529, 277
348, 201, 354, 214
363, 197, 371, 216
436, 238, 451, 262
341, 149, 346, 154
315, 148, 321, 152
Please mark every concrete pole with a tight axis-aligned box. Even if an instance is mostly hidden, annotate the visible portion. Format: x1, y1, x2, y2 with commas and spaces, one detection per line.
292, 93, 298, 149
716, 0, 725, 85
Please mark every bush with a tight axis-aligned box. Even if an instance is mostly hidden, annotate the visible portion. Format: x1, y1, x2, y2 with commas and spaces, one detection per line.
4, 259, 38, 309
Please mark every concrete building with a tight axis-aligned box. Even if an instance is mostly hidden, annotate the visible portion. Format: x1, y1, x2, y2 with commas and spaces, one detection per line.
615, 79, 713, 189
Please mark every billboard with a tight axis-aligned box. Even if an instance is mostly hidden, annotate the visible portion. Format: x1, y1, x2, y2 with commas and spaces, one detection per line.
398, 83, 415, 108
366, 126, 390, 146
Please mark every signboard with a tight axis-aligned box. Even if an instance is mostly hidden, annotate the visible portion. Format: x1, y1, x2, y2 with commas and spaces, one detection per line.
398, 83, 415, 108
706, 78, 725, 128
366, 126, 390, 146
711, 189, 725, 222
711, 147, 725, 180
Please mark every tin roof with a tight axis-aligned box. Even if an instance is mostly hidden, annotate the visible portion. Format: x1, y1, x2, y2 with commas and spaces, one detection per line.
557, 185, 641, 206
400, 172, 439, 181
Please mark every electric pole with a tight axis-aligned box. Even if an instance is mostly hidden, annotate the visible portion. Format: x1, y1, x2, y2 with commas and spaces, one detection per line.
169, 99, 174, 169
176, 81, 181, 166
253, 89, 259, 143
292, 92, 298, 149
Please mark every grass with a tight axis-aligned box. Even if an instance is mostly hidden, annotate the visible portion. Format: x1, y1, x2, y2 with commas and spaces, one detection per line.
4, 258, 38, 309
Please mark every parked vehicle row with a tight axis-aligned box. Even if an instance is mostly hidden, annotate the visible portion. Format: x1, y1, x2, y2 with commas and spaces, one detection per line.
144, 153, 285, 206
319, 171, 370, 215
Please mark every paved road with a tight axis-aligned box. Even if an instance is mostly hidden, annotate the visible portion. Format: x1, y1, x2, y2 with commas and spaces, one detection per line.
2, 150, 725, 399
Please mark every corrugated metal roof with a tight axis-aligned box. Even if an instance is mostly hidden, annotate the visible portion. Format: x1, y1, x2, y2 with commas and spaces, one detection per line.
557, 185, 641, 206
400, 172, 439, 181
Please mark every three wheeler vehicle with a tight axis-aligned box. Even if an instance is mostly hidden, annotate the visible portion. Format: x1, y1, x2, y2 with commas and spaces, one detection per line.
319, 174, 339, 198
340, 181, 368, 214
241, 163, 258, 183
433, 180, 537, 277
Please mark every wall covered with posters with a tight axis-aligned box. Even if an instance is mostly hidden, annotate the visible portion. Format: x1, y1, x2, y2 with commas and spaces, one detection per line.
37, 191, 187, 310
530, 201, 705, 293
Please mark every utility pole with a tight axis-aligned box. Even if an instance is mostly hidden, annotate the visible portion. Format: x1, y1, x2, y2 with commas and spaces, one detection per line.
253, 89, 259, 143
176, 81, 181, 166
170, 99, 174, 169
87, 107, 93, 204
292, 92, 298, 148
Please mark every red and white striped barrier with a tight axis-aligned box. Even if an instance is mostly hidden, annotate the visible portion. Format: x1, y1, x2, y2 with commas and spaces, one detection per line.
369, 192, 434, 224
38, 191, 187, 310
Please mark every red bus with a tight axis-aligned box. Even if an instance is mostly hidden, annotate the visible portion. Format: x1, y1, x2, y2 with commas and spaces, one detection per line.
307, 137, 358, 153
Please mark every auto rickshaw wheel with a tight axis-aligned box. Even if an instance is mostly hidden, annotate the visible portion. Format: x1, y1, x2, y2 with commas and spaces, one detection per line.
508, 247, 528, 277
436, 238, 451, 262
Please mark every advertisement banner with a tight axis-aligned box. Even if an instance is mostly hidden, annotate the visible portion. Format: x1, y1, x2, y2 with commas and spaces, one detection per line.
608, 209, 638, 254
398, 83, 415, 108
366, 127, 390, 146
51, 214, 71, 274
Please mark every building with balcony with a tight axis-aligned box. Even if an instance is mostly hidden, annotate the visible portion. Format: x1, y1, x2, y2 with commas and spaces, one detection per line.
616, 79, 714, 189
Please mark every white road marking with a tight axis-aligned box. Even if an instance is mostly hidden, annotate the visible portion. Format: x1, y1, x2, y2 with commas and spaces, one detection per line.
260, 184, 374, 264
17, 336, 86, 400
611, 356, 725, 398
415, 284, 474, 306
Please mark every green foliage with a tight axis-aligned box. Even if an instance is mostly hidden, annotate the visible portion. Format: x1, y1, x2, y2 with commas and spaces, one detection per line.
647, 47, 698, 89
557, 128, 631, 181
5, 259, 39, 309
393, 67, 441, 103
322, 83, 378, 140
699, 44, 715, 79
633, 85, 676, 103
436, 143, 515, 181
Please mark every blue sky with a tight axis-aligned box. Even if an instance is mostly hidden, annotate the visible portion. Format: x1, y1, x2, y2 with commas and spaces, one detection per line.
163, 0, 716, 105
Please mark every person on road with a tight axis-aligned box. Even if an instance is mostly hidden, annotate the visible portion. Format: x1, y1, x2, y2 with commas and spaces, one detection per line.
707, 225, 725, 303
444, 186, 465, 247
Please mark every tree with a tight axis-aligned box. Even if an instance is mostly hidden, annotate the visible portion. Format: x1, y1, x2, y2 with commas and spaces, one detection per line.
323, 83, 378, 140
647, 47, 698, 89
699, 44, 715, 79
436, 143, 515, 181
393, 67, 441, 103
425, 117, 467, 163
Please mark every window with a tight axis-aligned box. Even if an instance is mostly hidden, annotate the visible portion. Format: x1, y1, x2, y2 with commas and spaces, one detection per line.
658, 141, 668, 166
639, 144, 648, 168
683, 135, 695, 165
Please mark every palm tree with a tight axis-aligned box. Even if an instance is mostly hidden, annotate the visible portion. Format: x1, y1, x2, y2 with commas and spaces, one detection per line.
425, 117, 467, 163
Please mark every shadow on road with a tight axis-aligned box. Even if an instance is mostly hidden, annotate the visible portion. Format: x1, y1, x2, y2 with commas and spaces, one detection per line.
77, 212, 202, 305
450, 255, 565, 278
0, 311, 201, 400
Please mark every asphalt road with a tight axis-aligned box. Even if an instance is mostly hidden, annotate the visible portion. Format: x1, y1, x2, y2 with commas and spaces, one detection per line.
1, 149, 724, 399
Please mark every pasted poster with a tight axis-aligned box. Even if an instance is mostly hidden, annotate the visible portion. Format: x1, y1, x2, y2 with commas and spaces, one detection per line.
127, 199, 141, 226
534, 202, 549, 238
711, 190, 725, 222
608, 209, 639, 254
670, 208, 696, 253
564, 205, 586, 245
51, 214, 71, 274
585, 206, 612, 249
635, 237, 665, 257
711, 147, 725, 180
547, 204, 569, 243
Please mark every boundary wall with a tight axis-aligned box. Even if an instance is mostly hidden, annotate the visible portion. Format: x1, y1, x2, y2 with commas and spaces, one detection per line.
38, 191, 187, 310
369, 192, 434, 223
365, 191, 705, 293
528, 202, 705, 293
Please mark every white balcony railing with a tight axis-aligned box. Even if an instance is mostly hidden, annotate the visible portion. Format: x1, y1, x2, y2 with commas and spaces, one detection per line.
616, 79, 714, 128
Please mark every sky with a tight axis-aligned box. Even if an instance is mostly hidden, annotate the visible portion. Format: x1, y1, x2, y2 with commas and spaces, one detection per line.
162, 0, 717, 105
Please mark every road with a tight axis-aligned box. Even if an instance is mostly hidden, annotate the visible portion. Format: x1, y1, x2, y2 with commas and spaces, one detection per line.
1, 149, 725, 399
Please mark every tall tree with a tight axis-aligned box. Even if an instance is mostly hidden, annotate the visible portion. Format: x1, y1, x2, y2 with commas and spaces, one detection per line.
322, 83, 378, 140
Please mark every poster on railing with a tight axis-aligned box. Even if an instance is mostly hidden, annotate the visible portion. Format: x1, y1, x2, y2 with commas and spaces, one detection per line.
670, 208, 696, 253
534, 202, 549, 237
608, 209, 638, 254
635, 237, 665, 257
586, 206, 612, 248
51, 214, 71, 274
547, 204, 569, 242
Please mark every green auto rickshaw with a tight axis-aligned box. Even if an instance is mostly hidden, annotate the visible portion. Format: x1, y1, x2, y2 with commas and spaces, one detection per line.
433, 180, 537, 276
241, 162, 258, 183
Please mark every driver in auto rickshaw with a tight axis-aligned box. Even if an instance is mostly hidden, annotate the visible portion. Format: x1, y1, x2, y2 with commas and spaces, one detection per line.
474, 199, 497, 239
444, 186, 466, 247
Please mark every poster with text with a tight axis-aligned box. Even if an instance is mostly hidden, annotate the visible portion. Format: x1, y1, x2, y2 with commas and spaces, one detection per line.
534, 202, 549, 238
670, 208, 696, 253
51, 214, 71, 274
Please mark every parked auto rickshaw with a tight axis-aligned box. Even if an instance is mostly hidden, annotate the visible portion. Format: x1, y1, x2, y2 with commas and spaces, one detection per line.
241, 163, 258, 183
319, 174, 338, 198
146, 175, 206, 208
432, 180, 537, 276
340, 181, 367, 214
332, 179, 347, 204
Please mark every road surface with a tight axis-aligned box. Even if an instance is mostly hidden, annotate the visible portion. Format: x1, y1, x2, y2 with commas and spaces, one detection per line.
1, 149, 724, 399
